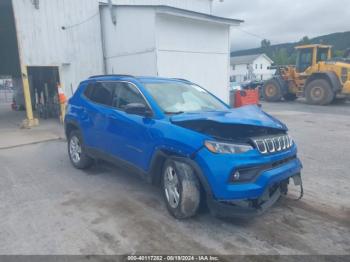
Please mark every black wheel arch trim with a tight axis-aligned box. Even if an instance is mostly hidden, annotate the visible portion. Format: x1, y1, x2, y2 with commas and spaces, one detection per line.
306, 72, 342, 92
64, 119, 82, 139
148, 149, 213, 198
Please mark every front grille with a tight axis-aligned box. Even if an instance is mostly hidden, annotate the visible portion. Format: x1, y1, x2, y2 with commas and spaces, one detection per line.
252, 135, 292, 154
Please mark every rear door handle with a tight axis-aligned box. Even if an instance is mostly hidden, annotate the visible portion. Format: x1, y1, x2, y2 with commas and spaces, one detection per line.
77, 107, 88, 120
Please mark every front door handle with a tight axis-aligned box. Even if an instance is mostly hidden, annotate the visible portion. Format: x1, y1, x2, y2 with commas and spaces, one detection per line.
108, 114, 118, 120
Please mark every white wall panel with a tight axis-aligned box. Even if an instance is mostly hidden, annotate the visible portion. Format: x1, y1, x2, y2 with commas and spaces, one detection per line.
156, 14, 231, 102
157, 51, 230, 102
106, 52, 157, 76
156, 14, 229, 53
100, 6, 157, 75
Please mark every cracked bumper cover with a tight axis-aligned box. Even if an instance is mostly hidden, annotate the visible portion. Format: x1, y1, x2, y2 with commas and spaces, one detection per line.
207, 173, 302, 218
193, 146, 303, 217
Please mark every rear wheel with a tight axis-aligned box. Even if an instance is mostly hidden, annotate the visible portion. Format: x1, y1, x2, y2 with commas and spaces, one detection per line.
68, 130, 93, 169
162, 159, 201, 219
305, 79, 334, 105
262, 79, 283, 102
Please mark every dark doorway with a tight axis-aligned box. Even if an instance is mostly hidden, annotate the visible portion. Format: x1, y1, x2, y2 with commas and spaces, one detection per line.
27, 66, 61, 119
0, 0, 21, 78
0, 0, 21, 109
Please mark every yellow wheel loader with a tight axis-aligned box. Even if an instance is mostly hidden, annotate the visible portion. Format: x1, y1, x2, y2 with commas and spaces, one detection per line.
263, 44, 350, 105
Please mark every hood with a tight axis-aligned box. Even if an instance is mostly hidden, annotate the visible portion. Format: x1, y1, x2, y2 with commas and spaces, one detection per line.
170, 105, 287, 131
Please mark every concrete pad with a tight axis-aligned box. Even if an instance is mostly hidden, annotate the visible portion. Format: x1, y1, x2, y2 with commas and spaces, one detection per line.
0, 104, 65, 149
0, 130, 62, 149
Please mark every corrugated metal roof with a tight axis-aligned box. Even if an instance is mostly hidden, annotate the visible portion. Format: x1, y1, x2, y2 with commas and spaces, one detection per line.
99, 4, 244, 25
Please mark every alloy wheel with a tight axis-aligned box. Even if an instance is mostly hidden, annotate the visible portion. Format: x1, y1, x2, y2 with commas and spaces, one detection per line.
69, 136, 82, 164
164, 166, 180, 209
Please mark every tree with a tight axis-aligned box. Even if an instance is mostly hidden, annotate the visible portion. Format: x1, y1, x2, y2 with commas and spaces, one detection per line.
272, 48, 289, 65
299, 36, 310, 45
334, 50, 345, 58
261, 39, 271, 49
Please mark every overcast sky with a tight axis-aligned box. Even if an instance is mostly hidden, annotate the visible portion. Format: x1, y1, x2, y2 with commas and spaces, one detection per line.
212, 0, 350, 51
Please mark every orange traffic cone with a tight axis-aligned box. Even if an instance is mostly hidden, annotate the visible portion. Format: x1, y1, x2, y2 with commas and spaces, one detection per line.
57, 83, 67, 123
57, 83, 67, 104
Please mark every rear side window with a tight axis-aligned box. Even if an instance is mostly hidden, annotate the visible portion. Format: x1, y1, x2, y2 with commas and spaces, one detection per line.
84, 83, 94, 99
84, 81, 148, 110
85, 82, 114, 106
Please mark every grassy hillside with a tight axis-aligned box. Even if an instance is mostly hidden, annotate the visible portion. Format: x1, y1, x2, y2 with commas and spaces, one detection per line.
231, 31, 350, 65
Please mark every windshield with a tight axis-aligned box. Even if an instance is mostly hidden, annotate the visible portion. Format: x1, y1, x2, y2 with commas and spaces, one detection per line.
143, 82, 229, 114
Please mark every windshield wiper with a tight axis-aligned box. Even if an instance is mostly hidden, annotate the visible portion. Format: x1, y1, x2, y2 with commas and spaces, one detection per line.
164, 111, 185, 115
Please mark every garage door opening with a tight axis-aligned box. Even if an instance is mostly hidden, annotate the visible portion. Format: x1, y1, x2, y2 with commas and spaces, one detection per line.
0, 0, 25, 127
28, 66, 61, 120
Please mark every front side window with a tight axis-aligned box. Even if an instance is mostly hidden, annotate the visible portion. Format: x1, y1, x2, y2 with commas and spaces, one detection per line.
116, 82, 147, 110
143, 82, 229, 114
317, 48, 329, 63
296, 48, 313, 72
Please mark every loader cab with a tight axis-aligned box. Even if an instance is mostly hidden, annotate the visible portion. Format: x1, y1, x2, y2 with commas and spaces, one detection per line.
295, 45, 332, 73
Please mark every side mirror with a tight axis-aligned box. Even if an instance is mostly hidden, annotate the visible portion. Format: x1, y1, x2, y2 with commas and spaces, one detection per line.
124, 103, 152, 117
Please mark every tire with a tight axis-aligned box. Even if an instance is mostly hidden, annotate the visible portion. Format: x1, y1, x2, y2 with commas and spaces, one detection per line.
68, 130, 93, 169
305, 79, 334, 105
262, 79, 283, 102
161, 159, 201, 219
283, 93, 297, 101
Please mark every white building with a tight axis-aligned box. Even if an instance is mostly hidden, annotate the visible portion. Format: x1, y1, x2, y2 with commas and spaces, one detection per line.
0, 0, 242, 125
230, 54, 275, 83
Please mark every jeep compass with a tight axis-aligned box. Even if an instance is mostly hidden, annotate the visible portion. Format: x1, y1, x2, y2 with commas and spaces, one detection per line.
65, 75, 303, 219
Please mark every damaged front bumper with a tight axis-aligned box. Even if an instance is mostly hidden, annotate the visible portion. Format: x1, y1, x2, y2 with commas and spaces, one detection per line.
207, 174, 303, 218
193, 145, 303, 217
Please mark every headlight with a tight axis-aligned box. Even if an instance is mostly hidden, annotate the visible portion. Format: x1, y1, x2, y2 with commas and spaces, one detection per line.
204, 141, 253, 154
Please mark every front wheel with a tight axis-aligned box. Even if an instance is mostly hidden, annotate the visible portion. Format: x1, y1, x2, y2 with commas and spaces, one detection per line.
262, 79, 283, 102
162, 159, 201, 219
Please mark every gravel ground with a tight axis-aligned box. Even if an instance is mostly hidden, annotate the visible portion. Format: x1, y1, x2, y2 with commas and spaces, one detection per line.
0, 100, 349, 255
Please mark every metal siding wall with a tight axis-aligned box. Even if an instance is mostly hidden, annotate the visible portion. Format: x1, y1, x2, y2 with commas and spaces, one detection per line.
12, 0, 104, 96
100, 6, 157, 75
156, 14, 231, 102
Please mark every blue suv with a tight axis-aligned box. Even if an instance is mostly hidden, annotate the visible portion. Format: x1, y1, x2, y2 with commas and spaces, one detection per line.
65, 75, 303, 219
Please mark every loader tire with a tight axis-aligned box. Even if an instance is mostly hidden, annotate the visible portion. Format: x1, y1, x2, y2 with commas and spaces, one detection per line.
263, 80, 283, 102
305, 79, 334, 105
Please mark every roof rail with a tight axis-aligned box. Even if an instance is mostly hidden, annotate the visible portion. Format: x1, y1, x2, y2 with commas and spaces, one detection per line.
89, 74, 135, 79
172, 78, 192, 83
